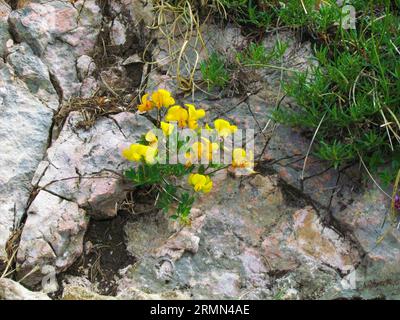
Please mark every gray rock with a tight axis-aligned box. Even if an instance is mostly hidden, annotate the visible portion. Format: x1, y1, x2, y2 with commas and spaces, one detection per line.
62, 285, 118, 300
0, 60, 55, 262
0, 0, 12, 57
152, 24, 247, 80
117, 173, 357, 299
8, 0, 102, 99
79, 76, 98, 98
332, 186, 400, 299
76, 55, 96, 81
0, 278, 51, 300
16, 110, 153, 286
59, 274, 109, 300
109, 0, 154, 26
35, 111, 153, 219
7, 43, 59, 110
43, 41, 81, 99
110, 18, 126, 46
17, 190, 88, 286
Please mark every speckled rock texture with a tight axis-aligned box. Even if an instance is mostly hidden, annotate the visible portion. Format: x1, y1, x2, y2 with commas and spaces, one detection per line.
0, 0, 398, 300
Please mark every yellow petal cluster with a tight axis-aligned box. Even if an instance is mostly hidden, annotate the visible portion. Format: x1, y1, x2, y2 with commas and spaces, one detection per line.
188, 174, 213, 193
152, 89, 175, 109
137, 94, 153, 112
165, 104, 205, 129
122, 144, 157, 164
161, 121, 174, 136
137, 89, 175, 112
165, 105, 189, 128
126, 88, 256, 222
185, 138, 219, 165
187, 104, 205, 130
214, 119, 237, 137
232, 148, 254, 171
145, 130, 158, 147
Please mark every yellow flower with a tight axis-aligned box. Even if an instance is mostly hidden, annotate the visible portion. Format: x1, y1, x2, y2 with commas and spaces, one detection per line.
151, 89, 175, 109
188, 174, 213, 193
186, 104, 205, 130
142, 146, 157, 164
185, 138, 219, 165
214, 119, 237, 137
165, 105, 188, 128
122, 144, 144, 162
137, 94, 154, 112
165, 104, 205, 129
232, 148, 254, 171
122, 144, 157, 164
160, 121, 174, 136
145, 130, 158, 147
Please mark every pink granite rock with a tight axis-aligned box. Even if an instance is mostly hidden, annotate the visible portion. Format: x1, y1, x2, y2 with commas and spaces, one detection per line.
9, 0, 102, 99
332, 187, 400, 299
262, 207, 360, 273
34, 111, 153, 219
17, 190, 88, 286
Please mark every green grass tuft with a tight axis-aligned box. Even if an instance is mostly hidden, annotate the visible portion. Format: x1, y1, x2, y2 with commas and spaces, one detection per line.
200, 52, 230, 90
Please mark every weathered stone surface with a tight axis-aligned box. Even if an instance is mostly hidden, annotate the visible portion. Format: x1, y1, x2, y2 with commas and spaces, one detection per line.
0, 58, 56, 262
35, 111, 153, 219
17, 190, 88, 286
152, 23, 247, 81
43, 42, 81, 99
79, 76, 99, 98
0, 0, 12, 57
262, 206, 360, 274
62, 285, 117, 300
76, 55, 98, 98
0, 278, 51, 300
332, 187, 400, 299
110, 18, 126, 46
9, 0, 102, 99
109, 0, 154, 26
117, 172, 357, 299
76, 55, 96, 81
0, 1, 397, 301
7, 43, 59, 110
117, 281, 190, 300
0, 0, 104, 264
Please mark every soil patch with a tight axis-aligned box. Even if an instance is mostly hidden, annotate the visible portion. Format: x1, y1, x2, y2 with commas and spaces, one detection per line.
52, 187, 160, 298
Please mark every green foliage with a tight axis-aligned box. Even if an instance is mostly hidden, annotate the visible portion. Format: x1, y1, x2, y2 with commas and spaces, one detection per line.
156, 185, 194, 223
212, 0, 400, 184
277, 0, 342, 33
219, 0, 275, 28
175, 192, 195, 223
125, 162, 195, 223
315, 141, 354, 169
124, 163, 191, 187
236, 41, 288, 67
219, 0, 342, 32
159, 0, 400, 185
200, 52, 230, 90
272, 2, 400, 183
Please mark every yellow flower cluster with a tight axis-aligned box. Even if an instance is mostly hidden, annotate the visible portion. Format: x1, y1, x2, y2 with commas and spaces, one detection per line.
188, 174, 213, 193
122, 144, 157, 164
185, 137, 219, 166
122, 89, 254, 194
138, 89, 175, 112
166, 104, 205, 129
232, 148, 254, 172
